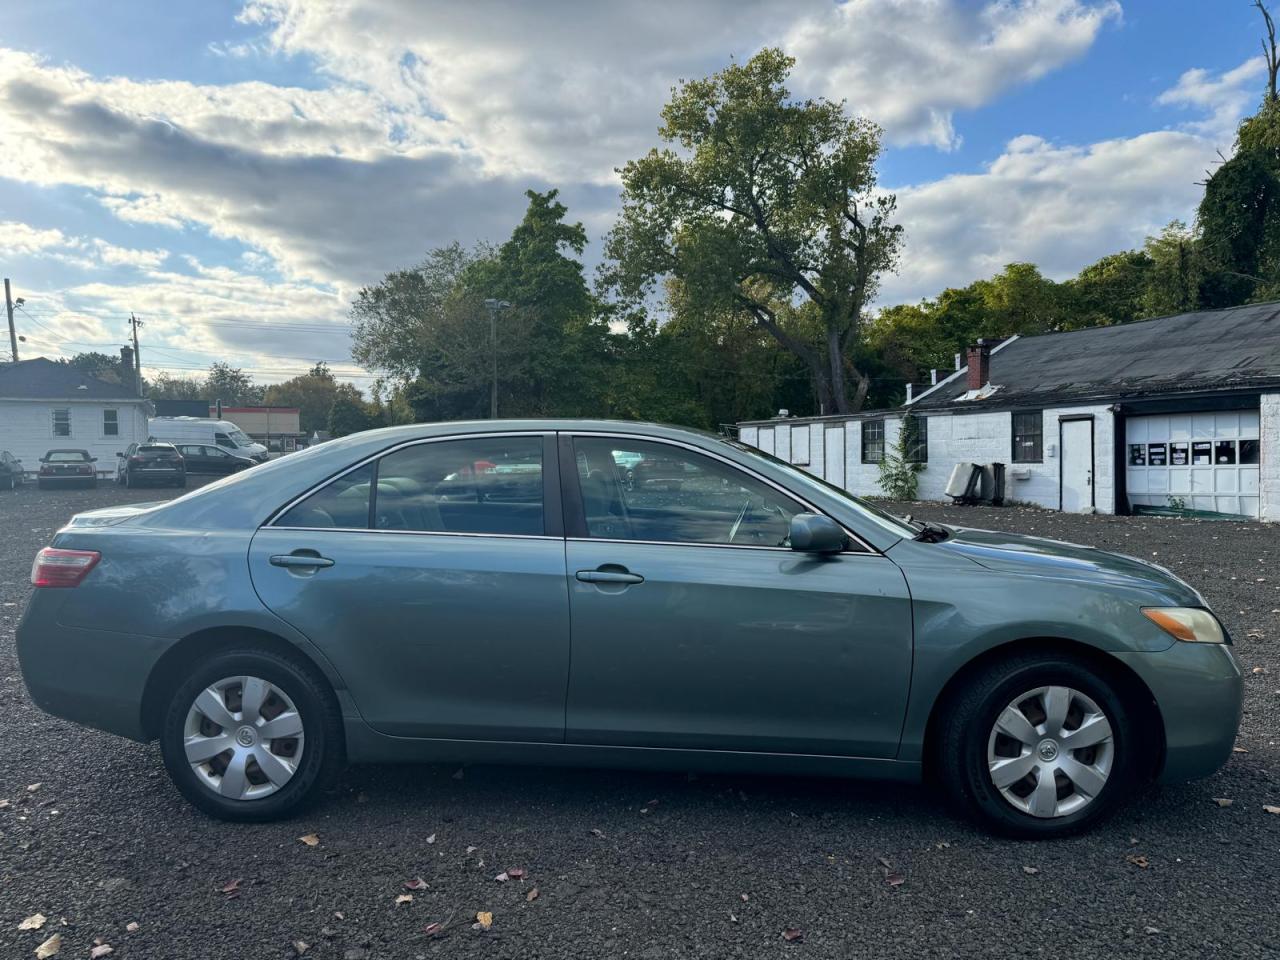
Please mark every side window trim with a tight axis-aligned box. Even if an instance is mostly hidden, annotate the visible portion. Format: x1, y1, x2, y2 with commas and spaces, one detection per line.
561, 431, 872, 553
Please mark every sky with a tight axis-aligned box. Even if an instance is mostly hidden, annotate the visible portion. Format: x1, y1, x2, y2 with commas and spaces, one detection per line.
0, 0, 1270, 390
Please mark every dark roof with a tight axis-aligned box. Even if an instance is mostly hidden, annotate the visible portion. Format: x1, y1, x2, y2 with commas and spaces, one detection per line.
913, 301, 1280, 410
0, 357, 142, 401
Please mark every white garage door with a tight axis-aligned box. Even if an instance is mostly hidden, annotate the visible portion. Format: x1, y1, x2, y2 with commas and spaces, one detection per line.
1126, 411, 1260, 517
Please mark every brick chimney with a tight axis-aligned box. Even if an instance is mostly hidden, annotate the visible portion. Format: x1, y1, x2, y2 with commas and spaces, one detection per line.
119, 345, 135, 389
966, 339, 991, 390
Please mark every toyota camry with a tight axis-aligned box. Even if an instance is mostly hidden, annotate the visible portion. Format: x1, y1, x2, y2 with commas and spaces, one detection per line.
16, 420, 1242, 837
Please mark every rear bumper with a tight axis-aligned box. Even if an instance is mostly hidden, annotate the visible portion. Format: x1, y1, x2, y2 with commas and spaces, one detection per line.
1114, 642, 1243, 783
16, 595, 171, 742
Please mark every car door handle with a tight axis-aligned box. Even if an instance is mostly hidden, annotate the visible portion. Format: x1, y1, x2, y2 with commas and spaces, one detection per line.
270, 553, 335, 569
576, 569, 644, 585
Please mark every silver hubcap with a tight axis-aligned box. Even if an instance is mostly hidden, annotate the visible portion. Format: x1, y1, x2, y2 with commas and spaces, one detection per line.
986, 685, 1115, 819
183, 676, 304, 801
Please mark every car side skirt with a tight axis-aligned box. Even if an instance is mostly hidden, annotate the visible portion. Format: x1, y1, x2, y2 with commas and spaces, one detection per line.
343, 720, 923, 783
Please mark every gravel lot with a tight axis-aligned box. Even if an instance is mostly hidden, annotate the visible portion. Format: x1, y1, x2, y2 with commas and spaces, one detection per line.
1, 483, 1277, 959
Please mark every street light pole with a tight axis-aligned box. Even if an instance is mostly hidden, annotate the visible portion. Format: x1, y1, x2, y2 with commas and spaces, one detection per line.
483, 299, 511, 419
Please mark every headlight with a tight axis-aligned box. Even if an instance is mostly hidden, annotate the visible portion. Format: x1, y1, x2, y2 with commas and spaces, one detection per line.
1142, 607, 1226, 644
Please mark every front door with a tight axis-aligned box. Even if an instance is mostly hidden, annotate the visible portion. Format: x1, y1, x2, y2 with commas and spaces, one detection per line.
249, 433, 571, 742
1060, 418, 1094, 512
562, 434, 914, 758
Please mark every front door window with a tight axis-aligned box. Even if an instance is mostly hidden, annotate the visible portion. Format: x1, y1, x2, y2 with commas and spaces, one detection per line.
572, 437, 800, 547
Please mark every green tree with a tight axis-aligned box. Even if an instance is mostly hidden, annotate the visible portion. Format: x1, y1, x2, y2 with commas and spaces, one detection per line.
205, 362, 263, 405
604, 48, 902, 414
327, 383, 377, 437
263, 362, 342, 433
148, 371, 205, 400
66, 351, 125, 384
1066, 250, 1153, 327
1141, 221, 1202, 316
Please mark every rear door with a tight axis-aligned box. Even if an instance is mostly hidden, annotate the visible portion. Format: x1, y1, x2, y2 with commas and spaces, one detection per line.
249, 432, 571, 742
561, 433, 914, 758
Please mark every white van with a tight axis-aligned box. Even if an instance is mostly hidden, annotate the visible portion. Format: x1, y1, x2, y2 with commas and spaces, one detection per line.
147, 417, 269, 462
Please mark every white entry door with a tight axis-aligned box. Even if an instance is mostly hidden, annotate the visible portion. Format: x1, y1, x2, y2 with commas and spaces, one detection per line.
1060, 418, 1094, 512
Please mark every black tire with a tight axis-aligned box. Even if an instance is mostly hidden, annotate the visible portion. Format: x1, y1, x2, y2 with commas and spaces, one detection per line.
159, 647, 344, 821
935, 653, 1139, 839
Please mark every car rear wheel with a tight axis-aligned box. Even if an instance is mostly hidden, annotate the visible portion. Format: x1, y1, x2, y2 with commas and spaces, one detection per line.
936, 653, 1139, 838
159, 648, 344, 821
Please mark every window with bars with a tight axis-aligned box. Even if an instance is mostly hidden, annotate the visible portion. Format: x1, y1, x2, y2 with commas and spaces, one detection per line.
1011, 411, 1043, 463
861, 419, 885, 463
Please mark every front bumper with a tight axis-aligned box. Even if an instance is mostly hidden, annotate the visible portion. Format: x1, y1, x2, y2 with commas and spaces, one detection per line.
16, 593, 172, 742
1114, 641, 1243, 783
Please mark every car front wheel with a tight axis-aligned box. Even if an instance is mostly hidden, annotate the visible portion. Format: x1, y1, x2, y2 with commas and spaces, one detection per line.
159, 648, 344, 821
936, 653, 1140, 838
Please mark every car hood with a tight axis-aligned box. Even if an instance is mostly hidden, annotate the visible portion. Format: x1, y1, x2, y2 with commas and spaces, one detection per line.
935, 526, 1206, 606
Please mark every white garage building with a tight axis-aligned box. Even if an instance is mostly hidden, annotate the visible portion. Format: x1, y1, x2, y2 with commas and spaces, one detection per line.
737, 302, 1280, 520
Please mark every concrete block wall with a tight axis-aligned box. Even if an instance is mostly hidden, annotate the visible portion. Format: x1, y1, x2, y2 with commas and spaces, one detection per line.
1262, 392, 1280, 521
741, 404, 1117, 513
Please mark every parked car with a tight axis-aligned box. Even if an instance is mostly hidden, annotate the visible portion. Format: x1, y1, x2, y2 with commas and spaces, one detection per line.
16, 421, 1241, 836
173, 443, 256, 475
116, 442, 186, 488
148, 417, 269, 462
36, 449, 97, 488
0, 450, 24, 490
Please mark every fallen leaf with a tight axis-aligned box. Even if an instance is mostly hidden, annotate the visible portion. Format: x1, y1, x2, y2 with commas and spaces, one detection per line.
507, 867, 525, 880
396, 894, 413, 905
1145, 926, 1160, 935
19, 914, 47, 931
35, 933, 61, 959
729, 912, 739, 923
466, 846, 478, 855
90, 946, 113, 959
27, 783, 41, 793
298, 834, 320, 847
221, 879, 242, 896
494, 872, 509, 882
1127, 854, 1150, 868
1264, 805, 1280, 815
526, 887, 540, 902
1252, 667, 1267, 675
292, 941, 309, 956
403, 878, 428, 891
1212, 797, 1234, 807
425, 833, 436, 844
1023, 866, 1040, 875
473, 911, 493, 931
333, 912, 344, 921
424, 922, 443, 936
781, 928, 803, 942
886, 872, 906, 887
125, 924, 138, 934
740, 893, 749, 903
1234, 746, 1248, 753
0, 799, 11, 809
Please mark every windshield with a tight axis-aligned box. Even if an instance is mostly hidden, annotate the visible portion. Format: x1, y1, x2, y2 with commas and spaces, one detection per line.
228, 427, 254, 447
720, 438, 917, 538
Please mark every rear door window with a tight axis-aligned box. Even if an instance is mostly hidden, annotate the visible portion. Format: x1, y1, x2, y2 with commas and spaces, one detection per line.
374, 437, 544, 535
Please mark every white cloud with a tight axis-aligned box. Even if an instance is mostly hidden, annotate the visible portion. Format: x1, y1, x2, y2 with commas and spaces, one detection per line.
0, 219, 168, 272
1156, 56, 1266, 143
884, 129, 1219, 302
788, 0, 1122, 150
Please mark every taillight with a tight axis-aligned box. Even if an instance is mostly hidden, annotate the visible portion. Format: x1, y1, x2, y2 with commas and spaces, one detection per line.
31, 548, 101, 588
129, 456, 143, 463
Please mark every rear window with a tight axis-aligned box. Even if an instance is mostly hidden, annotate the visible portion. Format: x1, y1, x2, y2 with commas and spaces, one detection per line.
46, 451, 89, 462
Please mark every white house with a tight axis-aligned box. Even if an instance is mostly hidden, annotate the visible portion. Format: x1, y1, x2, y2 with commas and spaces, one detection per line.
738, 302, 1280, 521
0, 351, 152, 477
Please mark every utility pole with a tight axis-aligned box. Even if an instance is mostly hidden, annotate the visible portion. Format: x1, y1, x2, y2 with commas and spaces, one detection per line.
483, 299, 511, 419
128, 313, 143, 395
4, 279, 16, 363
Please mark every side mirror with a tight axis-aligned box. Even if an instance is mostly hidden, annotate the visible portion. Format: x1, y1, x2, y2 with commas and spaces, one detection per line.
789, 513, 846, 553
90, 457, 98, 463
